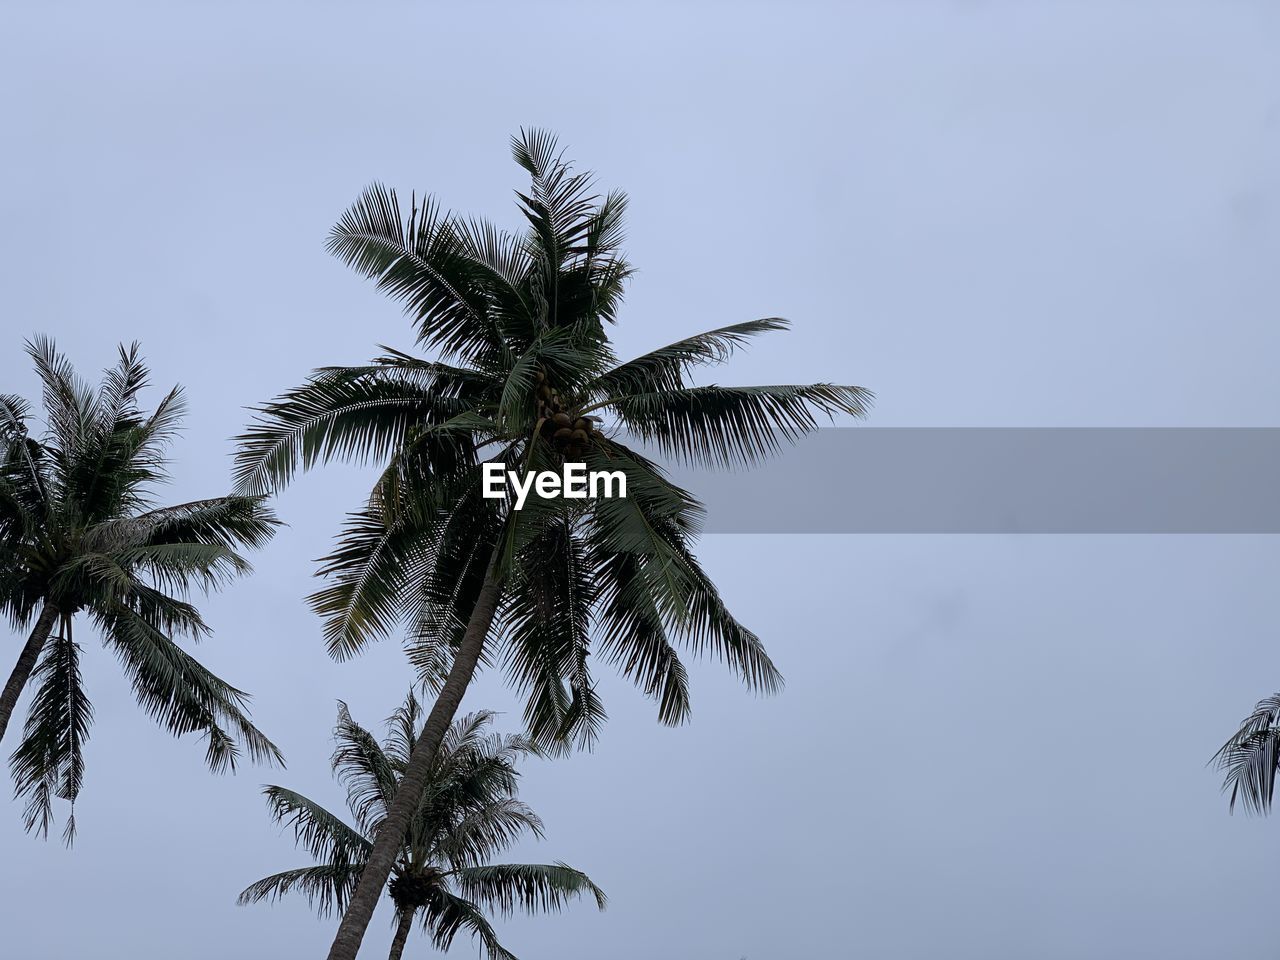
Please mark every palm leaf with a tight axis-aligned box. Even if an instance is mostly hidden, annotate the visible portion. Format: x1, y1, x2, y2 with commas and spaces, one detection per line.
453, 861, 607, 916
9, 617, 92, 844
421, 887, 517, 960
500, 509, 603, 751
233, 364, 476, 496
435, 798, 545, 869
261, 785, 372, 865
26, 336, 94, 463
310, 503, 438, 661
1215, 693, 1280, 814
588, 318, 789, 398
96, 602, 282, 772
326, 186, 510, 364
332, 702, 399, 834
610, 382, 872, 468
237, 864, 365, 919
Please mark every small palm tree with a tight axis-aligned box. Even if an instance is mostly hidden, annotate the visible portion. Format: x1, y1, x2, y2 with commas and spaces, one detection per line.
240, 695, 604, 960
234, 130, 871, 958
1215, 693, 1280, 814
0, 338, 282, 841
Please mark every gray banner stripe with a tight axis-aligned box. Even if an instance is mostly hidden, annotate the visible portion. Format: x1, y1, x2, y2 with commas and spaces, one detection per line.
655, 428, 1280, 533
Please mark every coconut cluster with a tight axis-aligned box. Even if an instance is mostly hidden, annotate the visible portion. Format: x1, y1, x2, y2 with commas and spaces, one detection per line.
534, 369, 595, 459
389, 870, 440, 910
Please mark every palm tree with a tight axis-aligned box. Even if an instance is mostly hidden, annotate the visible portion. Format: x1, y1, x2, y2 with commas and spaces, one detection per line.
1215, 693, 1280, 814
234, 129, 871, 959
240, 695, 605, 960
0, 338, 282, 841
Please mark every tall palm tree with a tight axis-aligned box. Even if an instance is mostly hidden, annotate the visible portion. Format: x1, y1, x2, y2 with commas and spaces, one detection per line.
240, 695, 604, 960
0, 338, 282, 841
1215, 693, 1280, 814
234, 129, 871, 959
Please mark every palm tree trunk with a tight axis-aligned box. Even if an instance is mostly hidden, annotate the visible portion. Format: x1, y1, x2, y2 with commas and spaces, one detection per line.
386, 909, 415, 960
0, 602, 59, 744
326, 555, 505, 960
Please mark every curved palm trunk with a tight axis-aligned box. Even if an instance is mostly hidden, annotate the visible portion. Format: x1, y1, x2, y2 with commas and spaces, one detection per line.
0, 602, 59, 744
386, 909, 415, 960
327, 557, 505, 960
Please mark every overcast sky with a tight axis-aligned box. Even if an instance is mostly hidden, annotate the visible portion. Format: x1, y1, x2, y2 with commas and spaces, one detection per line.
4, 2, 1280, 958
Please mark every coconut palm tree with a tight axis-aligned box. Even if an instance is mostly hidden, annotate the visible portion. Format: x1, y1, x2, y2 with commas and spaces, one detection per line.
1215, 693, 1280, 814
0, 338, 282, 841
233, 129, 871, 959
240, 695, 604, 960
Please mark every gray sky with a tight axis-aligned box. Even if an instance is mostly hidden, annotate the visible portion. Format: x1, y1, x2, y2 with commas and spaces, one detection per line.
3, 2, 1280, 957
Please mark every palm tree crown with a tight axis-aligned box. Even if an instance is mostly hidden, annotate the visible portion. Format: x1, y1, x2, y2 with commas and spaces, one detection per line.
0, 338, 281, 841
234, 129, 872, 751
240, 696, 604, 960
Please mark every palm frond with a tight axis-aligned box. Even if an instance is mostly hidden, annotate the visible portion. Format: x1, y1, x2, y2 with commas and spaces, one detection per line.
237, 864, 364, 919
451, 217, 539, 345
610, 383, 872, 468
94, 342, 151, 433
0, 393, 33, 442
588, 318, 788, 398
310, 425, 491, 663
117, 543, 247, 594
87, 496, 279, 557
26, 336, 94, 461
0, 394, 46, 500
326, 186, 510, 364
9, 616, 92, 844
500, 510, 604, 752
383, 689, 423, 770
401, 473, 508, 687
422, 887, 517, 960
435, 797, 545, 869
511, 129, 601, 255
261, 785, 372, 865
667, 533, 783, 695
453, 862, 607, 916
1215, 693, 1280, 814
96, 602, 282, 772
332, 702, 399, 834
580, 440, 780, 712
309, 503, 438, 661
233, 364, 475, 495
592, 543, 693, 727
